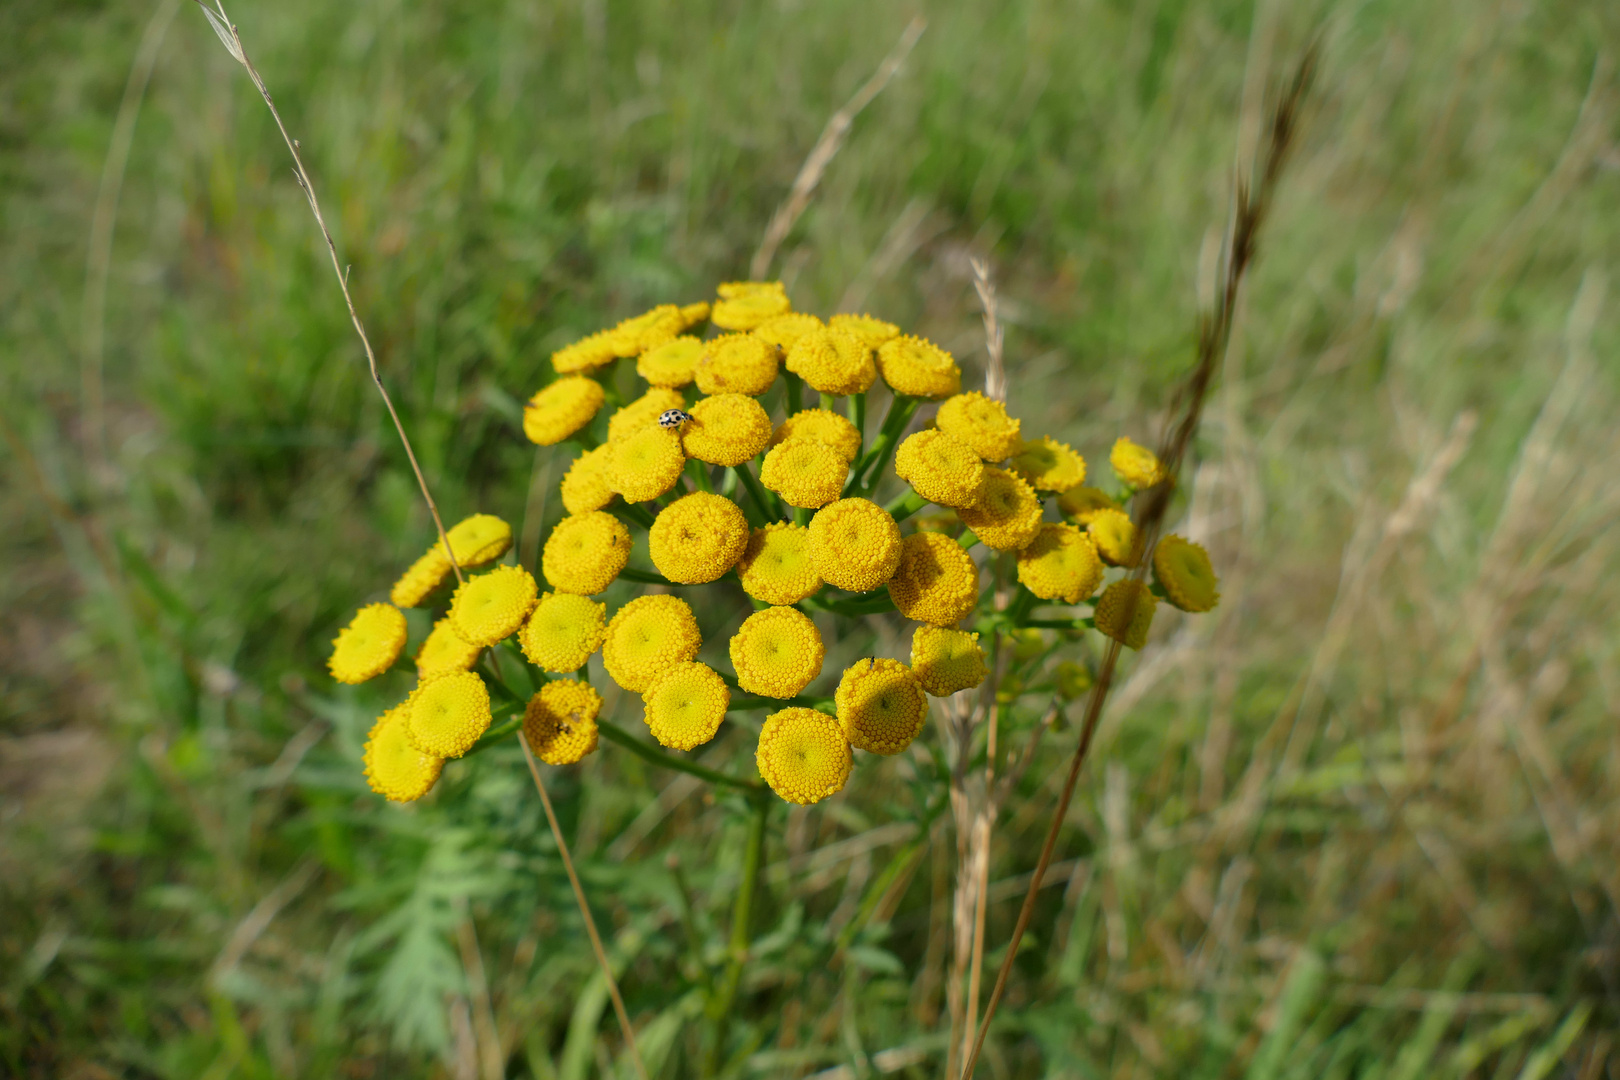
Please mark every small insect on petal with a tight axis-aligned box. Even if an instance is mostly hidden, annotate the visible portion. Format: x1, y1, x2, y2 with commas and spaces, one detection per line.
657, 408, 694, 430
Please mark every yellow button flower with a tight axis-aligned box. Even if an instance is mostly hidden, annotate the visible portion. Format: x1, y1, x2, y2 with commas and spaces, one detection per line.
712, 283, 791, 330
524, 376, 605, 445
760, 437, 849, 509
681, 301, 711, 325
785, 327, 876, 396
1153, 534, 1220, 612
440, 514, 514, 568
910, 626, 988, 697
551, 330, 618, 375
521, 592, 606, 672
887, 532, 980, 626
770, 408, 861, 462
736, 522, 823, 606
602, 594, 702, 693
836, 658, 928, 755
956, 467, 1043, 552
756, 707, 851, 805
1056, 485, 1121, 526
391, 548, 452, 607
416, 616, 481, 680
364, 705, 443, 802
1110, 436, 1166, 490
730, 607, 825, 698
610, 426, 686, 504
607, 303, 693, 357
935, 391, 1021, 461
829, 313, 901, 349
808, 498, 902, 593
329, 603, 407, 684
894, 429, 985, 508
560, 444, 616, 515
648, 492, 750, 584
682, 394, 773, 466
523, 679, 602, 765
405, 671, 492, 758
754, 312, 825, 351
1011, 436, 1086, 492
1094, 580, 1156, 649
542, 511, 632, 595
638, 335, 705, 389
718, 280, 787, 299
695, 333, 780, 396
449, 564, 538, 648
1015, 523, 1103, 603
875, 335, 961, 399
608, 387, 687, 443
642, 661, 730, 750
1087, 508, 1138, 567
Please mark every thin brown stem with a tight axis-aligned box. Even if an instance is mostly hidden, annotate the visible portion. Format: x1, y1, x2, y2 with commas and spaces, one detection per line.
969, 258, 1006, 404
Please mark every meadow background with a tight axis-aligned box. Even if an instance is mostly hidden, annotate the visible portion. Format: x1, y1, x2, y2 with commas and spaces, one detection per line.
4, 0, 1620, 1076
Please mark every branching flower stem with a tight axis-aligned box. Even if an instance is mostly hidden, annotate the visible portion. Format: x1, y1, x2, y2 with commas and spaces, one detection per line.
703, 791, 771, 1075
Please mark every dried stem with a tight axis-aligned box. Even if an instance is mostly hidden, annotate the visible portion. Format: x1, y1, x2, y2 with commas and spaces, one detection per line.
970, 258, 1006, 404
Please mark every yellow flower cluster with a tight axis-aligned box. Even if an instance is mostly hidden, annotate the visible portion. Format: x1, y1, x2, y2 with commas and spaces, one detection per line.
887, 532, 979, 626
736, 523, 822, 605
761, 438, 848, 508
786, 328, 876, 396
894, 429, 984, 508
730, 607, 825, 698
649, 492, 750, 584
643, 661, 730, 750
524, 679, 602, 765
809, 498, 902, 593
603, 594, 702, 693
756, 708, 851, 805
683, 394, 773, 467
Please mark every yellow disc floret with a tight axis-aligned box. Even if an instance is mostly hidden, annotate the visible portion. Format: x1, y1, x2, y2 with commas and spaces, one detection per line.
1110, 436, 1167, 490
638, 335, 705, 388
760, 437, 849, 509
642, 661, 730, 751
695, 333, 780, 396
416, 616, 481, 680
610, 426, 687, 503
1015, 523, 1103, 603
602, 594, 702, 693
524, 376, 605, 446
770, 409, 862, 462
405, 671, 492, 758
910, 626, 988, 697
364, 705, 443, 802
648, 492, 751, 584
551, 330, 618, 375
935, 391, 1021, 461
520, 592, 607, 672
808, 498, 902, 593
440, 514, 514, 569
875, 335, 961, 399
542, 511, 632, 595
756, 708, 851, 805
1087, 508, 1138, 567
785, 327, 876, 396
956, 467, 1044, 552
1094, 580, 1156, 649
712, 283, 791, 330
329, 603, 407, 684
829, 313, 901, 349
729, 607, 825, 698
607, 304, 690, 357
523, 680, 602, 765
753, 312, 825, 351
608, 387, 687, 443
736, 523, 823, 605
1057, 486, 1121, 526
449, 565, 538, 648
1011, 436, 1087, 492
836, 658, 928, 755
894, 429, 985, 508
560, 444, 617, 515
391, 549, 452, 607
717, 280, 787, 299
1153, 534, 1220, 612
887, 532, 980, 626
683, 394, 773, 467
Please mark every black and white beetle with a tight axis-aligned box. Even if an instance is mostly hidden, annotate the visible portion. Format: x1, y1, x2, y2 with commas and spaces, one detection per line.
657, 408, 694, 430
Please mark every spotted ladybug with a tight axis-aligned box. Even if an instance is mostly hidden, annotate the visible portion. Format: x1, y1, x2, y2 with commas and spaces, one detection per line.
658, 408, 694, 430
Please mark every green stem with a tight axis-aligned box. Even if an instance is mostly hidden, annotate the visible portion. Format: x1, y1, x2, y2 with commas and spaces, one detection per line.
958, 529, 981, 551
1022, 617, 1095, 630
597, 720, 763, 792
848, 391, 866, 443
567, 427, 600, 451
461, 707, 525, 757
885, 490, 929, 522
804, 591, 895, 617
728, 694, 832, 712
851, 396, 920, 497
785, 371, 804, 415
704, 793, 770, 1074
793, 505, 811, 528
732, 463, 781, 523
689, 457, 714, 493
611, 502, 656, 530
619, 566, 683, 585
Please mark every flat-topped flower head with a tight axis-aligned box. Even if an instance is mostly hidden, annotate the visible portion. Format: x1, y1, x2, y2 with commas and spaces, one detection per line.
754, 312, 825, 351
648, 491, 750, 584
717, 280, 787, 300
935, 391, 1021, 461
1016, 523, 1103, 603
785, 327, 876, 396
756, 708, 851, 805
712, 282, 791, 330
1111, 436, 1167, 490
1094, 580, 1156, 649
730, 607, 825, 698
1057, 485, 1121, 526
638, 335, 705, 388
364, 705, 443, 802
836, 658, 928, 755
602, 594, 702, 693
439, 514, 514, 569
610, 427, 686, 503
910, 626, 988, 697
542, 511, 631, 595
1087, 507, 1138, 567
607, 303, 698, 357
894, 429, 985, 508
608, 388, 687, 443
521, 592, 606, 672
1153, 534, 1220, 612
957, 467, 1043, 552
524, 376, 605, 445
405, 671, 491, 758
523, 680, 602, 765
682, 394, 773, 466
642, 661, 729, 750
551, 330, 618, 375
760, 437, 849, 509
737, 523, 822, 605
887, 532, 980, 626
560, 444, 616, 515
449, 564, 538, 647
770, 408, 861, 462
829, 313, 901, 349
808, 498, 903, 593
391, 548, 453, 607
876, 335, 961, 399
695, 333, 780, 395
329, 603, 407, 684
416, 616, 481, 680
1011, 436, 1087, 492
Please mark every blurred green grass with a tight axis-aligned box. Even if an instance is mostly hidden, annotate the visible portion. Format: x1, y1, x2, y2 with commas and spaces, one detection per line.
3, 0, 1620, 1077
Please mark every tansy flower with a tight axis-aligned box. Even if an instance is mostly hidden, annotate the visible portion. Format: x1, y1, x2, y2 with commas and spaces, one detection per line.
1087, 508, 1138, 566
523, 680, 602, 765
524, 376, 605, 445
602, 594, 702, 693
730, 607, 825, 698
521, 592, 606, 672
695, 334, 780, 396
712, 283, 791, 330
1055, 660, 1092, 700
736, 523, 823, 605
753, 312, 824, 351
449, 565, 538, 648
910, 626, 988, 697
363, 705, 443, 802
1016, 523, 1103, 603
756, 708, 851, 805
935, 391, 1021, 461
329, 603, 407, 684
607, 304, 691, 357
542, 511, 632, 595
785, 327, 875, 396
957, 467, 1043, 552
560, 445, 616, 515
1094, 580, 1156, 649
648, 492, 750, 584
642, 661, 730, 750
760, 437, 848, 509
1011, 436, 1087, 492
440, 514, 514, 569
829, 313, 901, 348
610, 427, 686, 503
808, 498, 902, 593
836, 658, 928, 755
717, 280, 787, 299
405, 671, 492, 758
551, 330, 618, 375
887, 532, 980, 626
682, 394, 773, 466
876, 335, 961, 399
681, 301, 711, 326
1057, 486, 1121, 526
638, 335, 705, 389
1111, 436, 1167, 490
416, 616, 481, 680
1153, 534, 1220, 612
608, 388, 687, 443
770, 409, 861, 462
391, 549, 452, 607
894, 429, 985, 508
